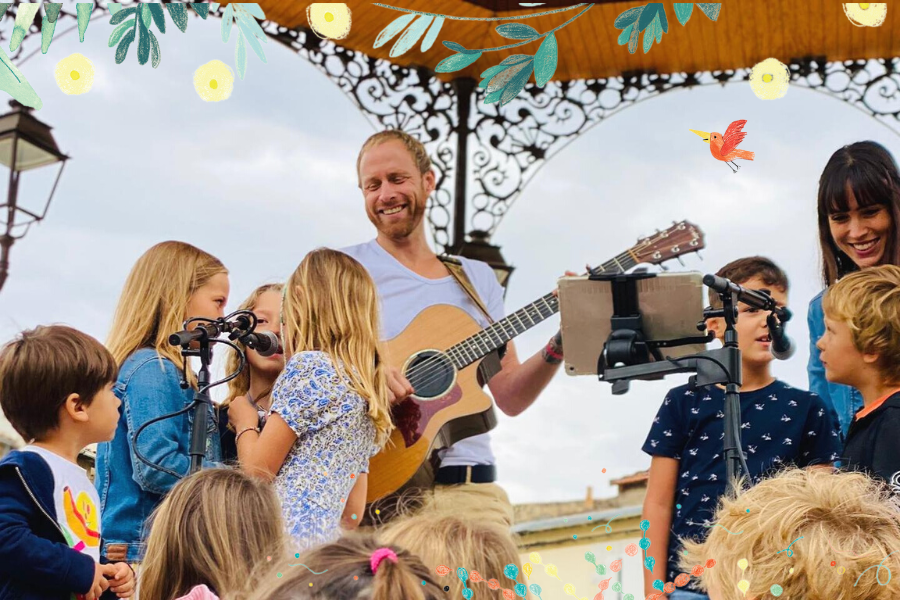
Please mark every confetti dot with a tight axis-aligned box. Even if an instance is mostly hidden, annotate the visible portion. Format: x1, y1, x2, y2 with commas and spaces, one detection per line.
789, 568, 794, 575
341, 498, 345, 503
354, 576, 359, 580
606, 546, 612, 551
573, 535, 577, 539
563, 518, 568, 523
375, 509, 381, 514
351, 513, 358, 520
831, 561, 836, 567
676, 504, 682, 509
602, 468, 607, 473
351, 473, 356, 478
444, 586, 450, 592
588, 516, 593, 521
267, 556, 271, 561
309, 583, 313, 587
770, 584, 783, 597
295, 553, 300, 558
746, 509, 750, 513
276, 572, 283, 578
422, 581, 426, 585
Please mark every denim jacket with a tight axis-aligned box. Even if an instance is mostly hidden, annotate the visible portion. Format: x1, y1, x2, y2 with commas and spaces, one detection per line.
95, 348, 221, 562
807, 291, 864, 440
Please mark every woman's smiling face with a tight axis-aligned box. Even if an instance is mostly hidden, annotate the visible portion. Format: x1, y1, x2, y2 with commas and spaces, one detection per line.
828, 191, 894, 269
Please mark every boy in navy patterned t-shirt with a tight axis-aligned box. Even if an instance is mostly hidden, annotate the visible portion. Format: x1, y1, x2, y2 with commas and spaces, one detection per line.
640, 257, 842, 600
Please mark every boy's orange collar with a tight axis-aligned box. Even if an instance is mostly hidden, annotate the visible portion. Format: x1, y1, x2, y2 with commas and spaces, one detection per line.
856, 387, 900, 420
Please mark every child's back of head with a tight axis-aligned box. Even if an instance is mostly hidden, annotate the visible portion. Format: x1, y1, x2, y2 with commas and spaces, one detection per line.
0, 324, 118, 444
682, 467, 900, 600
381, 510, 523, 599
239, 533, 441, 600
140, 468, 286, 600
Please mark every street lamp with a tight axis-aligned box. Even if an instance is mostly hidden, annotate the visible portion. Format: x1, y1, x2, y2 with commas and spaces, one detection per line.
450, 230, 515, 294
0, 100, 68, 294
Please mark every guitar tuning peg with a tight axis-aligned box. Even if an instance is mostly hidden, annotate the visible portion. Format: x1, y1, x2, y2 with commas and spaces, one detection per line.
677, 256, 685, 266
660, 263, 669, 271
697, 251, 704, 260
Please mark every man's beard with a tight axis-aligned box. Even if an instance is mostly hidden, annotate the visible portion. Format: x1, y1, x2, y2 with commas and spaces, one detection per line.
372, 194, 425, 240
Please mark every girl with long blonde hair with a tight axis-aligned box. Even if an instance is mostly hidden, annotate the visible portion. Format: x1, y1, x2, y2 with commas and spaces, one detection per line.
140, 468, 286, 600
96, 241, 229, 564
219, 283, 284, 463
228, 248, 393, 551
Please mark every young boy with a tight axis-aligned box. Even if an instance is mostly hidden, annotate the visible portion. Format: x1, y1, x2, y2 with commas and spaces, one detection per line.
641, 257, 843, 600
0, 325, 135, 600
816, 264, 900, 495
679, 468, 900, 600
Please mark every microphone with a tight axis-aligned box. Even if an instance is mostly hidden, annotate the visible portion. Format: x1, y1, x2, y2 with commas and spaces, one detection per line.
766, 312, 795, 360
703, 274, 780, 312
240, 330, 283, 357
168, 314, 256, 347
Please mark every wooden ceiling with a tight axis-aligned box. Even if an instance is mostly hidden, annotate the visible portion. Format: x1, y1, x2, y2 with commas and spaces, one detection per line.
251, 1, 900, 82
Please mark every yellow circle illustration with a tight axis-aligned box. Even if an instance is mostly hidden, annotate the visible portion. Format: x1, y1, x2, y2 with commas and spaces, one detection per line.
749, 58, 790, 100
193, 60, 234, 102
307, 3, 352, 40
54, 53, 94, 95
843, 3, 887, 26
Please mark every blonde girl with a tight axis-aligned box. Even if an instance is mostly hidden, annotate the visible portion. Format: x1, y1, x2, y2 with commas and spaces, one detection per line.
229, 248, 393, 551
240, 534, 441, 600
140, 468, 286, 600
96, 241, 229, 564
219, 283, 285, 463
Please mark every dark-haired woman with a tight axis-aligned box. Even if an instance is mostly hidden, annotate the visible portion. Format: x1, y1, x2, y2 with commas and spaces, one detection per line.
808, 141, 900, 438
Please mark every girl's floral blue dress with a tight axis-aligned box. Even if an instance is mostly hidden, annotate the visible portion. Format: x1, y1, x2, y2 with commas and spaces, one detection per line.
270, 350, 376, 550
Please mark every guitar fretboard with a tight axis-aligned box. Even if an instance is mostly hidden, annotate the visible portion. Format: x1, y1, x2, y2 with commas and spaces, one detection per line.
445, 251, 639, 369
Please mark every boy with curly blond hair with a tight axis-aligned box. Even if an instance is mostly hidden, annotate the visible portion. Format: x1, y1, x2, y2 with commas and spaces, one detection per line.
682, 468, 900, 600
816, 264, 900, 494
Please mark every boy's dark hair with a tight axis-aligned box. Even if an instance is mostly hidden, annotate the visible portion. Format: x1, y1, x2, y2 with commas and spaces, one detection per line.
708, 256, 789, 308
0, 325, 118, 441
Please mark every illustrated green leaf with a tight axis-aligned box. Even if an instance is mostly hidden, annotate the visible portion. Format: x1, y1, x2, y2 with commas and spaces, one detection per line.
637, 3, 663, 32
484, 88, 503, 104
673, 3, 693, 26
420, 15, 444, 52
0, 45, 41, 109
109, 7, 137, 26
655, 13, 663, 42
149, 29, 160, 68
495, 23, 538, 40
41, 5, 62, 54
697, 3, 721, 21
140, 4, 151, 29
435, 51, 482, 73
0, 4, 10, 19
209, 3, 221, 12
76, 3, 91, 41
235, 28, 247, 79
108, 3, 121, 16
534, 32, 557, 87
500, 60, 533, 106
486, 60, 530, 94
628, 19, 640, 53
148, 3, 166, 33
390, 15, 433, 57
499, 53, 532, 66
108, 18, 134, 47
642, 25, 654, 53
45, 4, 62, 23
478, 64, 509, 88
115, 28, 135, 64
614, 6, 643, 29
443, 40, 479, 55
189, 3, 209, 19
373, 14, 415, 49
10, 3, 40, 52
236, 19, 267, 63
617, 23, 633, 45
221, 3, 233, 42
164, 3, 188, 33
241, 3, 265, 20
236, 10, 267, 43
137, 16, 150, 64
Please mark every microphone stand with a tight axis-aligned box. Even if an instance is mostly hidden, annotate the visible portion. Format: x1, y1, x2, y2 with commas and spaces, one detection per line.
595, 273, 748, 492
180, 336, 213, 475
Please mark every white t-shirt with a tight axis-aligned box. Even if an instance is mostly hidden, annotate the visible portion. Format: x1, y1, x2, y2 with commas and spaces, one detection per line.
22, 445, 101, 561
340, 239, 506, 466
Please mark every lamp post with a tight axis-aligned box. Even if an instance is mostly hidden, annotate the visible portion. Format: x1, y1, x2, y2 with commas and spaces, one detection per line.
0, 100, 68, 294
450, 229, 515, 294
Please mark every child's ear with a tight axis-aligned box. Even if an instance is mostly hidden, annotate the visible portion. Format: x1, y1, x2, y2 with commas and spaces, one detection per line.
705, 317, 724, 340
862, 350, 881, 366
63, 393, 90, 423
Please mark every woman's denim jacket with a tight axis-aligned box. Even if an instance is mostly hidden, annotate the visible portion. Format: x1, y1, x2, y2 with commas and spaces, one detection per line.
807, 291, 864, 440
95, 348, 221, 562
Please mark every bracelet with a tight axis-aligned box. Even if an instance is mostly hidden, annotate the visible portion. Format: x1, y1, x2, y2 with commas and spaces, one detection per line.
235, 426, 259, 443
542, 342, 563, 364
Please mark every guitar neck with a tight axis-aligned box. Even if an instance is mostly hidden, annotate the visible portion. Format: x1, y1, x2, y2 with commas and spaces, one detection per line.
446, 252, 639, 369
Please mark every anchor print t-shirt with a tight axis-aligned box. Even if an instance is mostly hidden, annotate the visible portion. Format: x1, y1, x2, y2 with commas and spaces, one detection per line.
22, 445, 101, 563
641, 380, 842, 591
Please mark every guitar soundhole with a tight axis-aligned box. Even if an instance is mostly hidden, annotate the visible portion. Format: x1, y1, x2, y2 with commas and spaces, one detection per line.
405, 350, 456, 401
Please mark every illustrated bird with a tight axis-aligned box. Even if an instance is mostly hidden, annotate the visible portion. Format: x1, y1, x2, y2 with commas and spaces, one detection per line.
690, 120, 755, 173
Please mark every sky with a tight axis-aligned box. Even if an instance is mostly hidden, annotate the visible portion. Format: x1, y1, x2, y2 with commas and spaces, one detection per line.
1, 5, 899, 506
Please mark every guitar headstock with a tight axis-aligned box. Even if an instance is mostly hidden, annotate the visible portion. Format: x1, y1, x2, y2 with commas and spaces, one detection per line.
632, 221, 706, 266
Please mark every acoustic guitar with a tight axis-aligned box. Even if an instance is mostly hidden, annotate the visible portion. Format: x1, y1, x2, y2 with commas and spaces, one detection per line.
367, 221, 706, 502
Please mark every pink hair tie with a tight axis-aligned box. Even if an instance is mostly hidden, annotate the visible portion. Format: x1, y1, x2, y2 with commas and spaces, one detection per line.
370, 547, 398, 574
